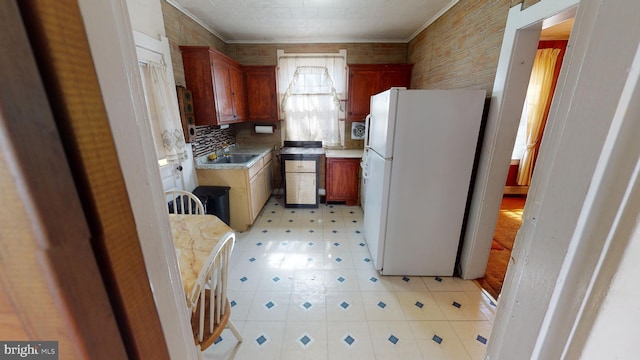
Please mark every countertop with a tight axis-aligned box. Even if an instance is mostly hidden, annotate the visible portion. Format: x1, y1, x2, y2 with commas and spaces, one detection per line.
325, 149, 364, 158
195, 145, 273, 170
195, 146, 363, 169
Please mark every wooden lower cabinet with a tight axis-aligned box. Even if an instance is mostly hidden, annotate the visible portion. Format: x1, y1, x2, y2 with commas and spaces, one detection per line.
285, 172, 316, 205
197, 152, 273, 231
249, 158, 273, 220
283, 159, 319, 208
326, 157, 360, 206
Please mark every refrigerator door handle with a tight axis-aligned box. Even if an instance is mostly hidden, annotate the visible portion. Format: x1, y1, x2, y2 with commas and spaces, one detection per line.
363, 114, 372, 150
360, 150, 369, 179
361, 149, 369, 180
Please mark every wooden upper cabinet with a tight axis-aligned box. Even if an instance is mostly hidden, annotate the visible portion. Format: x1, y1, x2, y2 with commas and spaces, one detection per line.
180, 46, 246, 125
211, 59, 235, 122
347, 64, 413, 121
229, 64, 247, 120
347, 68, 379, 122
380, 67, 413, 92
244, 66, 279, 122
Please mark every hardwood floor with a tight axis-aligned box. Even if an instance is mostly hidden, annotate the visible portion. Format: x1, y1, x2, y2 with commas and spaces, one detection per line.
476, 196, 526, 300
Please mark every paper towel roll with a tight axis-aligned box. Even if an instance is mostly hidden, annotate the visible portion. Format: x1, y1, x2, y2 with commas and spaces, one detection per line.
255, 125, 274, 134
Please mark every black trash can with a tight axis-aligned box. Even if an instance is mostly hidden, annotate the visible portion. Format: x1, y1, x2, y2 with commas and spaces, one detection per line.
192, 186, 231, 226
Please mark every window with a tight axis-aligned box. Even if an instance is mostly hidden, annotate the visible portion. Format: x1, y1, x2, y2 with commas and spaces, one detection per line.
277, 50, 346, 147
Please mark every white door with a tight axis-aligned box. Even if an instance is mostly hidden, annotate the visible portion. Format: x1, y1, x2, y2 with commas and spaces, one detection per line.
363, 151, 392, 271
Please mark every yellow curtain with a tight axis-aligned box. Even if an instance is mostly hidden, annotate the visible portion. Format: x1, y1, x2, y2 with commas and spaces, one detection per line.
517, 48, 561, 185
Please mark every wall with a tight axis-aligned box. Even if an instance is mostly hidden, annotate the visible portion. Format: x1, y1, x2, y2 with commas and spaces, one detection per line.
161, 0, 236, 163
161, 2, 411, 190
226, 43, 408, 66
408, 0, 513, 94
579, 221, 640, 359
229, 43, 409, 152
160, 0, 530, 195
191, 126, 236, 159
161, 0, 226, 86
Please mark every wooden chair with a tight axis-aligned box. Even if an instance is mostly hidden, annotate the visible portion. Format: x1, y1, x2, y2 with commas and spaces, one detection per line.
189, 231, 242, 355
165, 190, 205, 215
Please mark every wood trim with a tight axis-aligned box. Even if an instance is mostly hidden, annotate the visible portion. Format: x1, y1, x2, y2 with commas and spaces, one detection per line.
0, 1, 126, 358
16, 1, 169, 358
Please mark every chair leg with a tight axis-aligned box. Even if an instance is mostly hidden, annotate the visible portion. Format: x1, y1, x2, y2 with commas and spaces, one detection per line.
196, 344, 205, 360
227, 320, 243, 342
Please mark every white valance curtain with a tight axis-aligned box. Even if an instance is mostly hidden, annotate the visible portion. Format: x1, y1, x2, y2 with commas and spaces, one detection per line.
516, 48, 561, 185
277, 50, 346, 147
139, 61, 187, 163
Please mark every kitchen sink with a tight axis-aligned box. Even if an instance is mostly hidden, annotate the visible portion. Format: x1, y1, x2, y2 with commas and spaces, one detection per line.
208, 153, 259, 164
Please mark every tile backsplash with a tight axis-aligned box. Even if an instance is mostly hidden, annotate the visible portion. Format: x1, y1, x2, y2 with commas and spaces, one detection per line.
191, 125, 236, 159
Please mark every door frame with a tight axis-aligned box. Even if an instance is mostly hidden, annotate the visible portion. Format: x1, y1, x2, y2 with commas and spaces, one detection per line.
76, 0, 198, 357
459, 0, 580, 280
0, 3, 127, 356
473, 0, 640, 358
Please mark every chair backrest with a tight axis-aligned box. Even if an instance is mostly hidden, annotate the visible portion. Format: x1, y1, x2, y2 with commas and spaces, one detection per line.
190, 231, 235, 348
165, 190, 205, 215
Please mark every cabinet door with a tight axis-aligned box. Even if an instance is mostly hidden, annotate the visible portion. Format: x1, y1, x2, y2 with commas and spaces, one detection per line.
180, 47, 218, 126
211, 60, 236, 123
347, 64, 413, 121
181, 46, 248, 126
245, 66, 278, 121
229, 65, 247, 121
380, 67, 412, 92
249, 168, 265, 221
347, 68, 380, 121
263, 159, 273, 202
326, 158, 360, 205
285, 172, 316, 205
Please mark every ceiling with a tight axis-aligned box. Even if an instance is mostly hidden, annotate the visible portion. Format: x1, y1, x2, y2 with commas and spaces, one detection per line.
540, 18, 574, 40
166, 0, 459, 44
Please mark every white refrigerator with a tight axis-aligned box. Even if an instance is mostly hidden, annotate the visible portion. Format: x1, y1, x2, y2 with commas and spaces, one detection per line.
362, 88, 485, 276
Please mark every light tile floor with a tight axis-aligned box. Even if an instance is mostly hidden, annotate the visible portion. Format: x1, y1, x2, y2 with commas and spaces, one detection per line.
204, 197, 496, 360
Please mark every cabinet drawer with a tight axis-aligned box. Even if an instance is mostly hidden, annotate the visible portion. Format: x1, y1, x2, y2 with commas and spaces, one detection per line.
262, 151, 273, 164
285, 160, 316, 173
248, 158, 263, 179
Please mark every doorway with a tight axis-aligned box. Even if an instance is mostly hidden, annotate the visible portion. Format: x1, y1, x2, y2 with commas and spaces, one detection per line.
477, 24, 573, 299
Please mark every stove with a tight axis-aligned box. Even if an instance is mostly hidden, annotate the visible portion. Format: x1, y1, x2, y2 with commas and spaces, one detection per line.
280, 141, 324, 208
